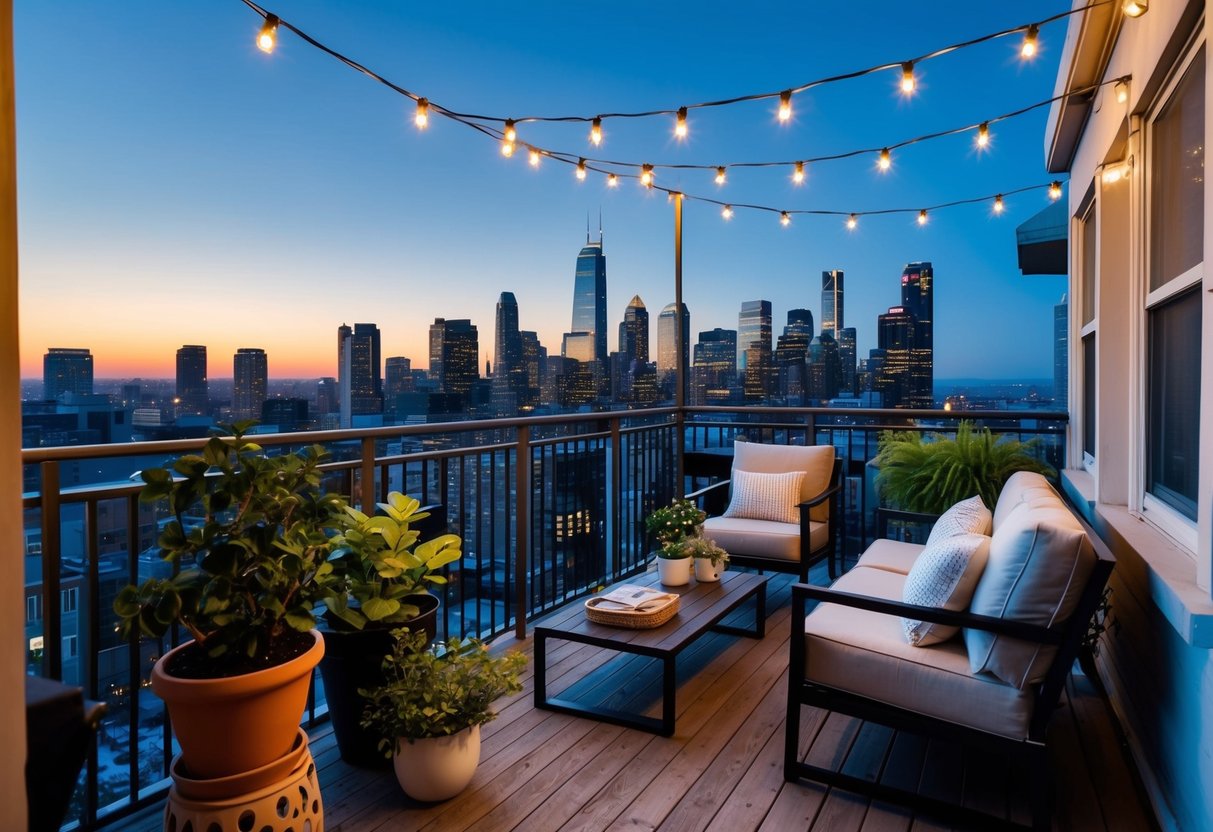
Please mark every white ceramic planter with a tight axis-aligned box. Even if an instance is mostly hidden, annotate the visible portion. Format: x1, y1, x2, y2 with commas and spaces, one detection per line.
656, 556, 692, 586
694, 558, 725, 582
393, 725, 481, 802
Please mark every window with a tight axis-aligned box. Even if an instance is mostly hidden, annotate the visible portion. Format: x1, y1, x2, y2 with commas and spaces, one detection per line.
1145, 45, 1204, 535
1082, 335, 1096, 460
26, 595, 41, 624
61, 587, 78, 614
1078, 199, 1097, 468
63, 636, 78, 659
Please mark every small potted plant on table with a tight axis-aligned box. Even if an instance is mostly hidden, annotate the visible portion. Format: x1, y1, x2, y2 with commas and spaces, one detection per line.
360, 630, 526, 802
645, 498, 706, 586
682, 537, 730, 582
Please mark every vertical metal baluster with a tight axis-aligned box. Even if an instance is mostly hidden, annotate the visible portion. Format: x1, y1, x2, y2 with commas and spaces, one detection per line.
125, 494, 141, 807
514, 426, 530, 639
84, 499, 101, 828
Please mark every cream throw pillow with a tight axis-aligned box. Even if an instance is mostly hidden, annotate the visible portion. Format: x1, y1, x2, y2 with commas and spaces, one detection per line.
723, 469, 806, 525
925, 495, 992, 549
901, 532, 991, 646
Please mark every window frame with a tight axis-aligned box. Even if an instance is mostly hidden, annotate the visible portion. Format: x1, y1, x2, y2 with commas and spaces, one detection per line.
1076, 196, 1098, 474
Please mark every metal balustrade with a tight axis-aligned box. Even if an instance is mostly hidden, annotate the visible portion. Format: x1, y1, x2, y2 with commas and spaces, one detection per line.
19, 405, 1063, 830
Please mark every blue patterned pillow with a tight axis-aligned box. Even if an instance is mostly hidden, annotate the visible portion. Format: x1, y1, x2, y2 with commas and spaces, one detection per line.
902, 532, 991, 646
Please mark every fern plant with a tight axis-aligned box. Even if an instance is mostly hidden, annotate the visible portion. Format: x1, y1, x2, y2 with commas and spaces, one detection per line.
875, 422, 1055, 513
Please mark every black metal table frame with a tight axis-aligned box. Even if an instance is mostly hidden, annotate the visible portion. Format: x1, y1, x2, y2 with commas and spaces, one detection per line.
533, 579, 767, 736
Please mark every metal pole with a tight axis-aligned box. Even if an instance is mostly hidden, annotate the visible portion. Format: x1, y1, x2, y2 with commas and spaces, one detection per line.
514, 425, 530, 640
674, 194, 685, 483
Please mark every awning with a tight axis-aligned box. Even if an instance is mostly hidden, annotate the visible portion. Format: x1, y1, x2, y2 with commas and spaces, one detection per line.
1016, 201, 1068, 275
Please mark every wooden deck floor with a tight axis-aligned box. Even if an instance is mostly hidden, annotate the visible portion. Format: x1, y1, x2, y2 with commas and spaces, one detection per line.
122, 570, 1156, 832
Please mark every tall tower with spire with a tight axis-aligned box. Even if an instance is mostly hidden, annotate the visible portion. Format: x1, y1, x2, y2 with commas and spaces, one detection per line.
570, 222, 607, 366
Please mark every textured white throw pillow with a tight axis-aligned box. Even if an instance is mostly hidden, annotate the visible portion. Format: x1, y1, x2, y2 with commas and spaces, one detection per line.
723, 469, 806, 525
901, 532, 991, 647
925, 495, 993, 549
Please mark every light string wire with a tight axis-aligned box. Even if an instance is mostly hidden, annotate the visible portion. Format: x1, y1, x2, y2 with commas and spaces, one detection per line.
240, 0, 1087, 222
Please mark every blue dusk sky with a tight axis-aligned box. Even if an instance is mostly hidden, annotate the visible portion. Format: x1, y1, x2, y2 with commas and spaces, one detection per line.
14, 1, 1071, 379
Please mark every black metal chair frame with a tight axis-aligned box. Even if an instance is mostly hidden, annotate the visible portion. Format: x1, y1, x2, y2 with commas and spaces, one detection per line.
687, 456, 844, 583
784, 504, 1116, 831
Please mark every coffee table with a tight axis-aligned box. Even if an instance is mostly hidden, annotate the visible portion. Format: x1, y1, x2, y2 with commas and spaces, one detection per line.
533, 570, 768, 736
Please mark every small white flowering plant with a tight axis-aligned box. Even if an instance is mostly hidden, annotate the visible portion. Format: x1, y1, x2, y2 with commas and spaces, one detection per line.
645, 498, 706, 559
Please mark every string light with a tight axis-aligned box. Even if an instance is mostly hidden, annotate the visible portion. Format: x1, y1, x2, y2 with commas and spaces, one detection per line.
722, 205, 734, 220
414, 98, 429, 129
641, 164, 654, 188
501, 119, 516, 156
847, 214, 858, 230
780, 211, 791, 227
1114, 79, 1129, 104
878, 148, 892, 172
993, 194, 1005, 214
529, 147, 541, 167
607, 173, 618, 187
901, 62, 916, 95
792, 161, 806, 185
1021, 24, 1039, 59
501, 140, 514, 157
257, 14, 279, 53
976, 121, 990, 148
675, 107, 688, 139
778, 90, 793, 122
715, 166, 727, 186
1048, 181, 1062, 201
918, 209, 928, 226
590, 117, 603, 146
576, 158, 587, 180
1123, 0, 1148, 17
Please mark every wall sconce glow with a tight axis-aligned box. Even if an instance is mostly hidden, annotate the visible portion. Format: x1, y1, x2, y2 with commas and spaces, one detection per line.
715, 167, 727, 186
1123, 0, 1148, 17
1114, 79, 1130, 104
414, 98, 429, 129
607, 173, 618, 187
993, 194, 1005, 214
590, 117, 603, 146
780, 211, 791, 227
1021, 24, 1039, 59
257, 14, 279, 53
917, 209, 928, 226
878, 148, 892, 171
778, 90, 793, 122
792, 161, 805, 185
1049, 181, 1063, 200
722, 205, 734, 220
847, 214, 858, 230
976, 121, 990, 149
1102, 161, 1132, 183
900, 62, 916, 95
675, 107, 688, 139
576, 158, 587, 180
641, 164, 654, 188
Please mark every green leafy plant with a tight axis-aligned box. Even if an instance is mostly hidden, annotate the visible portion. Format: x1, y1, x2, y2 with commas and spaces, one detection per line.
875, 421, 1055, 514
360, 630, 526, 751
113, 423, 346, 671
326, 492, 462, 629
646, 498, 706, 557
674, 536, 730, 567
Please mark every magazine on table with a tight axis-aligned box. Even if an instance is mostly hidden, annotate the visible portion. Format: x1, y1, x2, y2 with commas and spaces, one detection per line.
591, 584, 679, 611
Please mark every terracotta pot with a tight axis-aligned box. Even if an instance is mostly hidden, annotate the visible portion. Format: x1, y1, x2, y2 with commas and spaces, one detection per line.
392, 725, 481, 802
656, 556, 692, 586
151, 630, 324, 781
694, 558, 725, 582
169, 728, 310, 801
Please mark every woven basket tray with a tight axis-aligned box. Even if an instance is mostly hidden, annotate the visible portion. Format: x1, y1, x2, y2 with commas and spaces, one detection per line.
584, 593, 680, 629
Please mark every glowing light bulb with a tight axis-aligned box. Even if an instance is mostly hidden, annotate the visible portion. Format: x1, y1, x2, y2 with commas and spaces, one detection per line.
722, 205, 734, 220
1114, 79, 1129, 104
607, 173, 618, 187
1048, 181, 1062, 201
675, 107, 688, 139
847, 214, 858, 230
780, 211, 791, 227
1123, 0, 1148, 17
878, 148, 891, 172
503, 120, 517, 144
715, 166, 726, 186
917, 209, 928, 226
590, 117, 603, 146
976, 122, 990, 148
414, 98, 429, 129
257, 14, 279, 53
529, 148, 541, 167
576, 158, 587, 181
778, 90, 793, 122
641, 164, 654, 188
1021, 24, 1039, 59
501, 141, 514, 158
901, 62, 916, 95
792, 161, 805, 185
993, 194, 1005, 214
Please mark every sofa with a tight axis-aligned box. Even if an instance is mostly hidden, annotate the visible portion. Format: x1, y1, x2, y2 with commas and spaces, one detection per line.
784, 471, 1115, 831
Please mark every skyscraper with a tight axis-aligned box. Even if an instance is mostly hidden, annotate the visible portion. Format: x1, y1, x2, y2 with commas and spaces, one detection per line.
876, 306, 915, 408
807, 331, 841, 401
519, 331, 543, 409
657, 302, 690, 384
838, 327, 858, 395
339, 323, 383, 424
175, 345, 208, 416
900, 262, 934, 408
571, 234, 607, 365
774, 312, 812, 403
738, 300, 772, 400
493, 292, 528, 414
232, 348, 267, 421
618, 295, 649, 364
43, 348, 93, 401
1054, 295, 1068, 409
692, 328, 737, 405
430, 318, 479, 398
384, 356, 412, 419
822, 270, 844, 337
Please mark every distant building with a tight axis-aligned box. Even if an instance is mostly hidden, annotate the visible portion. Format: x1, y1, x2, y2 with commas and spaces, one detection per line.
808, 331, 841, 401
338, 323, 383, 426
384, 356, 413, 420
315, 376, 339, 415
232, 348, 267, 422
876, 307, 915, 408
260, 397, 309, 432
618, 295, 649, 365
571, 234, 607, 366
1054, 295, 1068, 409
493, 292, 528, 415
821, 270, 844, 337
900, 262, 934, 408
519, 331, 544, 409
838, 327, 858, 396
692, 328, 736, 405
429, 318, 479, 399
43, 348, 93, 401
656, 302, 690, 401
738, 300, 772, 401
175, 345, 208, 416
774, 311, 813, 403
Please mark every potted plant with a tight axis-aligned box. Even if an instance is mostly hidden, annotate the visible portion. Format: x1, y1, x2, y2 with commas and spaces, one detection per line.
645, 498, 705, 586
320, 493, 461, 767
113, 424, 346, 784
360, 630, 526, 802
680, 537, 730, 582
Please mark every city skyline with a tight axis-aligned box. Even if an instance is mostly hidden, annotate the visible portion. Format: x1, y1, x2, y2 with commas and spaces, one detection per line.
15, 2, 1069, 380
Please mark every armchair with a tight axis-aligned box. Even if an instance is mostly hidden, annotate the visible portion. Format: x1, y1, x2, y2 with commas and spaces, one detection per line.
687, 442, 843, 583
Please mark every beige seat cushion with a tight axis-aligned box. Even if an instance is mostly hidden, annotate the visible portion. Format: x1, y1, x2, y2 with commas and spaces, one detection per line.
965, 492, 1096, 688
992, 470, 1057, 530
733, 442, 834, 522
805, 566, 1035, 740
702, 516, 827, 562
855, 538, 924, 574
